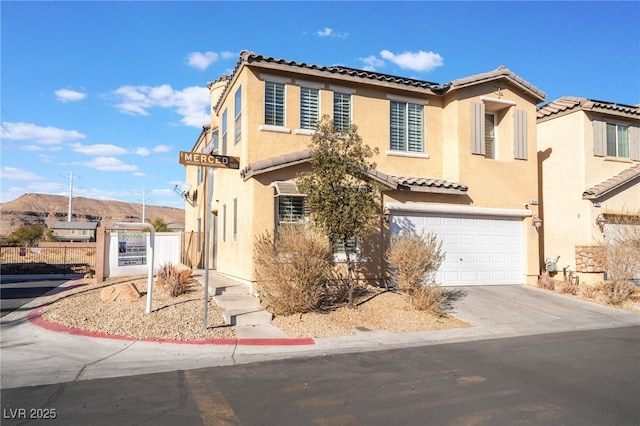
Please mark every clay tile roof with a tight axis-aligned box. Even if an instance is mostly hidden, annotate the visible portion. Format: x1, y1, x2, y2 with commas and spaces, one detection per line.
538, 97, 640, 120
583, 163, 640, 200
241, 150, 467, 195
447, 65, 546, 102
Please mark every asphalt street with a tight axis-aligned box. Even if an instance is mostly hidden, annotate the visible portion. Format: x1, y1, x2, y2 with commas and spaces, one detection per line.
2, 325, 639, 426
0, 278, 74, 318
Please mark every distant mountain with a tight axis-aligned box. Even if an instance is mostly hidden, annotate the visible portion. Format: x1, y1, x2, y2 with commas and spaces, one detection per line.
0, 193, 185, 235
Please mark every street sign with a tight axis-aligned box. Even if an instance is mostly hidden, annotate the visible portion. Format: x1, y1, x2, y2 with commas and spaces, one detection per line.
179, 151, 240, 169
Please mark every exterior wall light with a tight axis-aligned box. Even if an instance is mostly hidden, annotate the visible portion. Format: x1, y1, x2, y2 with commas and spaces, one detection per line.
532, 215, 542, 229
596, 214, 607, 232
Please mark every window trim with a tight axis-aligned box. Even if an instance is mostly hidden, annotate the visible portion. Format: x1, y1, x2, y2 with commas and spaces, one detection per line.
234, 86, 242, 145
333, 91, 352, 131
606, 123, 630, 158
484, 112, 497, 160
389, 100, 425, 154
299, 86, 320, 131
264, 81, 286, 127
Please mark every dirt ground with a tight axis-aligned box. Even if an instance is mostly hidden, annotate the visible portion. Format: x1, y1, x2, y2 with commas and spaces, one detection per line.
39, 275, 469, 340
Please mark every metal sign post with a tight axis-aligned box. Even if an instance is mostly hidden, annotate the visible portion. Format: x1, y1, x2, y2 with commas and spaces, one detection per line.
179, 151, 240, 330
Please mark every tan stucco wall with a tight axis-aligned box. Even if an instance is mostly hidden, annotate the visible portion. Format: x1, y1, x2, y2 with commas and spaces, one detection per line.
538, 109, 640, 283
186, 63, 544, 285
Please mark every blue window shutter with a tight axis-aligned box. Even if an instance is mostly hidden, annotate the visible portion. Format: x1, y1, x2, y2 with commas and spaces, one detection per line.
592, 120, 607, 157
513, 109, 528, 160
470, 103, 485, 155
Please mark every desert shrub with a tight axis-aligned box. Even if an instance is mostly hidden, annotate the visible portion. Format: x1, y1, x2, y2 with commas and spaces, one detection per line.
385, 232, 445, 292
412, 283, 447, 315
598, 212, 640, 305
156, 262, 189, 297
537, 271, 555, 290
253, 225, 334, 315
580, 285, 597, 299
596, 280, 634, 305
385, 232, 446, 314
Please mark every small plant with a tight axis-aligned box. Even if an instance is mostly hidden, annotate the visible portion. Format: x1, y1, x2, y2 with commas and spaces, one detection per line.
412, 283, 447, 315
385, 232, 446, 314
156, 262, 189, 297
580, 285, 597, 299
253, 225, 333, 315
385, 232, 445, 292
537, 271, 555, 290
596, 280, 633, 305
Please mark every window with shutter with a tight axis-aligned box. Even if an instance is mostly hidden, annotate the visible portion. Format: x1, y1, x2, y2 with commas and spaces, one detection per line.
390, 101, 424, 153
333, 92, 351, 131
300, 87, 319, 130
234, 87, 242, 144
484, 113, 496, 159
606, 123, 629, 158
265, 82, 285, 126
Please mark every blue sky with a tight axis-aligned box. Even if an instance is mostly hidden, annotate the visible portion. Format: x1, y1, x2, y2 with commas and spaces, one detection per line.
1, 1, 639, 209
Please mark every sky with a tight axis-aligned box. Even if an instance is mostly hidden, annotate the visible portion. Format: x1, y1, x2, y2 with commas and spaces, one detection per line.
1, 1, 639, 210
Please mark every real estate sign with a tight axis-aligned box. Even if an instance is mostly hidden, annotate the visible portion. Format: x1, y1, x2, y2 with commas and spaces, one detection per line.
179, 151, 240, 169
118, 231, 147, 266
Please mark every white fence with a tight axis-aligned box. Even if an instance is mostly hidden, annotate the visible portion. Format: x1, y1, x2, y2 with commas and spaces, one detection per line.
104, 231, 181, 277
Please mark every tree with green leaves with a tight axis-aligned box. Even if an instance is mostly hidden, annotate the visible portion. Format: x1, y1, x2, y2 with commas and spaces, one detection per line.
10, 224, 46, 246
150, 217, 170, 232
296, 116, 381, 308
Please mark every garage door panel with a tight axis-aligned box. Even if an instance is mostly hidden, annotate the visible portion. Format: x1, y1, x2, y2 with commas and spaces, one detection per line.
390, 212, 524, 286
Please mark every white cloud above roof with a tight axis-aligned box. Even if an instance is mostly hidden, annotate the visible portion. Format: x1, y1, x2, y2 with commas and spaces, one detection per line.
113, 84, 209, 127
380, 50, 444, 72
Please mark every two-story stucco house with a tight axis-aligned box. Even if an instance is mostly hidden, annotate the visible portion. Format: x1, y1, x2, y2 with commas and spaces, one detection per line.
183, 51, 546, 287
537, 97, 640, 283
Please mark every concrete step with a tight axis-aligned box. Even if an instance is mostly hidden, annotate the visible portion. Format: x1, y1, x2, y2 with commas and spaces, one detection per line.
209, 283, 249, 296
224, 308, 272, 326
235, 324, 289, 339
213, 294, 261, 310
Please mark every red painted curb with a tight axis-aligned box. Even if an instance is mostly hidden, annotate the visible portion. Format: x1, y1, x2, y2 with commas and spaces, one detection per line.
27, 287, 315, 346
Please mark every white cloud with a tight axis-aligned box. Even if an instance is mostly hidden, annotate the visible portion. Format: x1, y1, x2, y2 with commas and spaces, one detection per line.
152, 144, 171, 153
0, 167, 44, 181
316, 27, 348, 39
187, 51, 219, 70
82, 157, 139, 172
380, 50, 444, 72
0, 122, 86, 144
55, 88, 87, 103
113, 84, 210, 127
360, 55, 385, 71
70, 143, 128, 156
133, 147, 151, 156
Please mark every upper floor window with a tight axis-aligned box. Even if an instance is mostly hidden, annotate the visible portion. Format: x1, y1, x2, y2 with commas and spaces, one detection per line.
234, 86, 242, 144
221, 109, 228, 155
390, 101, 424, 152
484, 113, 497, 159
265, 81, 285, 126
606, 123, 629, 158
300, 87, 319, 130
333, 92, 351, 131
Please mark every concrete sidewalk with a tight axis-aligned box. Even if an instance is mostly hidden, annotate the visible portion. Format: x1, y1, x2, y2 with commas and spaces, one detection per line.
1, 274, 638, 390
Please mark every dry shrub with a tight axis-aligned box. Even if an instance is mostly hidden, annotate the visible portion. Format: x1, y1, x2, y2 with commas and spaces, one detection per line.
581, 285, 597, 299
537, 271, 555, 290
156, 262, 189, 297
253, 225, 333, 315
412, 284, 447, 315
385, 232, 446, 314
385, 232, 445, 292
598, 211, 640, 305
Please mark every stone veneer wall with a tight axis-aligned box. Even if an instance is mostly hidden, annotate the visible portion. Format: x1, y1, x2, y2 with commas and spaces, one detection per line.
575, 245, 606, 273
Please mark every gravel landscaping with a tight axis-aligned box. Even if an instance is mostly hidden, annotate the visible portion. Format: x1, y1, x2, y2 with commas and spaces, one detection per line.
39, 275, 470, 341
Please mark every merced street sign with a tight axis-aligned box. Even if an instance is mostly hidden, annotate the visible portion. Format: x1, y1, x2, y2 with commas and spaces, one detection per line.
179, 151, 240, 169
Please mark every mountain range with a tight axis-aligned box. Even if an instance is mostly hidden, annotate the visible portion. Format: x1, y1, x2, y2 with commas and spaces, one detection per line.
0, 193, 185, 236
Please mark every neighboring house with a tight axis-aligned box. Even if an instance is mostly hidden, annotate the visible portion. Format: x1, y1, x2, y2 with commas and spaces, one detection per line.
537, 97, 640, 283
51, 221, 99, 242
183, 51, 546, 287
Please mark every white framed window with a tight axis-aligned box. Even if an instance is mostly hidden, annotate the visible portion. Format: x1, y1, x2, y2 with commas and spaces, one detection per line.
485, 113, 497, 159
333, 92, 351, 131
265, 81, 285, 126
606, 123, 629, 158
300, 87, 319, 130
211, 129, 219, 154
331, 237, 361, 262
232, 198, 238, 241
222, 204, 226, 242
390, 101, 424, 152
221, 109, 228, 155
234, 86, 242, 144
